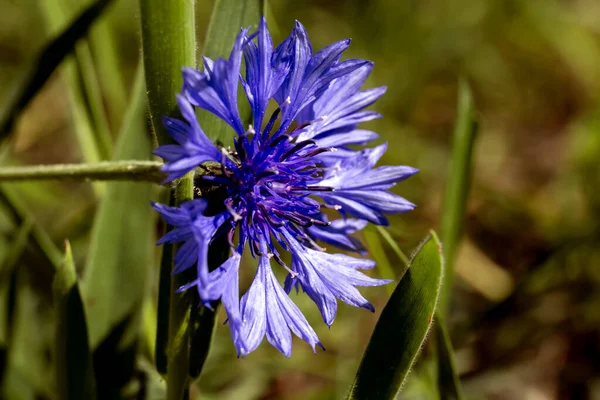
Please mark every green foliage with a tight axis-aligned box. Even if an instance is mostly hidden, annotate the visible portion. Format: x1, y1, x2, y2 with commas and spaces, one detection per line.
439, 78, 476, 316
54, 241, 95, 400
82, 67, 153, 349
435, 315, 464, 400
0, 0, 114, 139
347, 232, 444, 400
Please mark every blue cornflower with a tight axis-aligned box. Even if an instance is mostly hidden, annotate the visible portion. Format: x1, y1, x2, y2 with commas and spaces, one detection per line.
152, 17, 418, 357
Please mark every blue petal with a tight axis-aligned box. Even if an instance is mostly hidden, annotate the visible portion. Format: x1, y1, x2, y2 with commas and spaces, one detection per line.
240, 253, 321, 357
284, 231, 390, 326
308, 218, 368, 254
182, 29, 249, 135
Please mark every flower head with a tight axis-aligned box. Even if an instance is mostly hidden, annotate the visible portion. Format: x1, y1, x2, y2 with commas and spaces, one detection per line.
153, 17, 417, 357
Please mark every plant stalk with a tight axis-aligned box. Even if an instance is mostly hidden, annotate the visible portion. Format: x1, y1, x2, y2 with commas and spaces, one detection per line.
140, 0, 196, 398
0, 161, 165, 183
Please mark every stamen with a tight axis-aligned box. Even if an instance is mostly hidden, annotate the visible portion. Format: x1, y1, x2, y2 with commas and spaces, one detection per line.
303, 147, 336, 158
226, 227, 236, 250
320, 203, 342, 210
234, 137, 246, 162
263, 107, 282, 139
289, 185, 334, 192
220, 148, 233, 178
225, 199, 242, 222
311, 219, 331, 227
256, 169, 279, 181
280, 139, 317, 161
267, 134, 291, 149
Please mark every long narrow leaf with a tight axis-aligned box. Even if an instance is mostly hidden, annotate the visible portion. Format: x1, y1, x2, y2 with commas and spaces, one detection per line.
0, 0, 115, 138
82, 66, 153, 349
439, 78, 477, 315
54, 241, 95, 400
347, 231, 444, 400
436, 315, 465, 400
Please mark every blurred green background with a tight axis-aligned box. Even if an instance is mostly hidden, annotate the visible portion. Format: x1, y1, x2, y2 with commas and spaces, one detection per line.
1, 0, 600, 398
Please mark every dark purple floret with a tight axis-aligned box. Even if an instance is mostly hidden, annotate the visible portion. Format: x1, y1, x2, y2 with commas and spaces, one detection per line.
152, 16, 417, 357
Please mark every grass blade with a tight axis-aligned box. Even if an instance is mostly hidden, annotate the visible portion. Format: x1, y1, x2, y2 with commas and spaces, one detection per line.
0, 0, 115, 138
54, 241, 96, 400
347, 231, 444, 400
436, 315, 465, 400
439, 78, 477, 315
82, 65, 153, 349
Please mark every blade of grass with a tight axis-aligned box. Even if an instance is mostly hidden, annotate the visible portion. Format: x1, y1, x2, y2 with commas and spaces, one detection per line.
347, 232, 444, 400
40, 0, 109, 195
0, 219, 34, 387
72, 40, 114, 159
82, 65, 153, 349
436, 315, 465, 400
0, 0, 115, 138
363, 227, 396, 294
88, 8, 127, 131
375, 225, 410, 266
439, 78, 477, 316
0, 186, 63, 269
54, 241, 96, 400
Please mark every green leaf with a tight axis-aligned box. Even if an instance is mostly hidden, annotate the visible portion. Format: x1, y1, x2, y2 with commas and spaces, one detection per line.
199, 0, 262, 143
435, 315, 465, 400
439, 78, 477, 316
82, 66, 154, 349
347, 231, 444, 400
363, 227, 396, 293
54, 241, 96, 400
0, 0, 115, 139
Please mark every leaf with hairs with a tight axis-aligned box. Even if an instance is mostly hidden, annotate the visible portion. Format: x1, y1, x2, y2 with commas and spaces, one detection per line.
347, 232, 444, 400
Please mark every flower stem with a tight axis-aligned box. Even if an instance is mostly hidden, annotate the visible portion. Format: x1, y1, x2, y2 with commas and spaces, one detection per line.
0, 161, 165, 183
140, 0, 196, 398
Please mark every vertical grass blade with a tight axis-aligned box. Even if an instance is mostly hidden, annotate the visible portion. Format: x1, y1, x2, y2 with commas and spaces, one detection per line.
347, 232, 444, 400
89, 11, 128, 131
439, 78, 477, 316
0, 0, 114, 138
436, 315, 465, 400
82, 66, 153, 349
363, 227, 396, 293
140, 0, 196, 398
54, 241, 95, 400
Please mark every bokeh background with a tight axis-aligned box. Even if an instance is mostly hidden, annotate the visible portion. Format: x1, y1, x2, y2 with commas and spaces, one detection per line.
1, 0, 600, 398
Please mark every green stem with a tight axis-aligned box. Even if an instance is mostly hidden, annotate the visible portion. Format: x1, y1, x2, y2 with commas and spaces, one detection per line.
140, 0, 196, 398
439, 78, 477, 316
0, 161, 165, 183
140, 0, 196, 148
